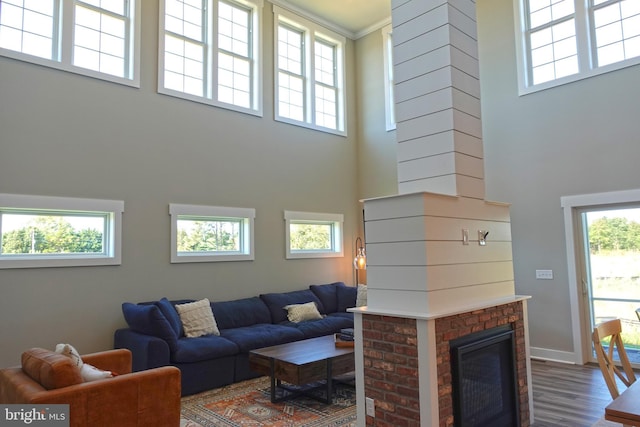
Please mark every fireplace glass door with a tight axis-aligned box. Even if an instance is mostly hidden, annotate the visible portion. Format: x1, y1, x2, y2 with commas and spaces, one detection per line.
450, 326, 519, 427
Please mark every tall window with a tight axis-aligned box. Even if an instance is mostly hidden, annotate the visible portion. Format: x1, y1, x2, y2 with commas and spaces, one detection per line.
0, 194, 124, 269
382, 24, 395, 131
274, 6, 346, 136
515, 0, 640, 94
159, 0, 263, 115
169, 204, 255, 263
284, 211, 343, 259
0, 0, 140, 86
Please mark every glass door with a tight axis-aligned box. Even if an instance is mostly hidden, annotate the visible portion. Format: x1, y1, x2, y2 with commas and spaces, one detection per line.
579, 205, 640, 365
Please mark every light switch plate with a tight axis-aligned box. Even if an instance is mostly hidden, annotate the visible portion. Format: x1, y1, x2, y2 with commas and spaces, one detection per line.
536, 269, 553, 280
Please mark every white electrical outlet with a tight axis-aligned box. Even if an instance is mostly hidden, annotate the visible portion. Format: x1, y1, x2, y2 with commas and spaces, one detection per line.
535, 269, 553, 280
366, 397, 375, 417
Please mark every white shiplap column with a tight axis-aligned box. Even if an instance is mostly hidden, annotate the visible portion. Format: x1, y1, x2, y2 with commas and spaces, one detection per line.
392, 0, 484, 199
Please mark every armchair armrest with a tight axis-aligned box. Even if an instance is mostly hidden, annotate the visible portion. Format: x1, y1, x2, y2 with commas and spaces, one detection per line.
82, 348, 132, 375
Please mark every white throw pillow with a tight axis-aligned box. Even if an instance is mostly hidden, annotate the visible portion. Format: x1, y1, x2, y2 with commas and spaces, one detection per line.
55, 343, 113, 382
284, 301, 323, 323
55, 343, 83, 368
356, 284, 367, 307
81, 363, 113, 382
175, 298, 220, 337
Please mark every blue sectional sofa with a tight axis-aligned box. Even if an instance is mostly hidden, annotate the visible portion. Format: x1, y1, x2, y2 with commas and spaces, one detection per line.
113, 282, 357, 395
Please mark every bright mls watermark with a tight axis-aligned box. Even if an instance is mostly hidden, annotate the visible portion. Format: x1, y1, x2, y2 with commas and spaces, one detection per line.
0, 405, 69, 426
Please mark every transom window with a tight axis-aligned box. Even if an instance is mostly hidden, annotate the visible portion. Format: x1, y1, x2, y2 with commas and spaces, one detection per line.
284, 211, 343, 259
0, 194, 124, 269
159, 0, 263, 115
515, 0, 640, 94
169, 203, 255, 263
0, 0, 140, 86
274, 6, 346, 136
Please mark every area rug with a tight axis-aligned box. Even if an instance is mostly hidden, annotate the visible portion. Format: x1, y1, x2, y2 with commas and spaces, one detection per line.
180, 376, 357, 426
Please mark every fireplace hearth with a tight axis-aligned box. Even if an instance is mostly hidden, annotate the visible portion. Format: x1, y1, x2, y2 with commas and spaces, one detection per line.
450, 325, 520, 427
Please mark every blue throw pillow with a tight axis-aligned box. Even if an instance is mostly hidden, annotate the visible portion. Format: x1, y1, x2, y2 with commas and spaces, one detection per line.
122, 303, 178, 351
336, 283, 357, 312
309, 282, 340, 314
156, 297, 184, 337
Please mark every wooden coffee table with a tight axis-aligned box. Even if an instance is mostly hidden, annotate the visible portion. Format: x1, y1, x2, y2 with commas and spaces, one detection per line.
249, 334, 355, 404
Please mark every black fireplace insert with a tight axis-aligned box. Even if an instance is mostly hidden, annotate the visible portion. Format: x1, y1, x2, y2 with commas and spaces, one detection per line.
450, 325, 520, 427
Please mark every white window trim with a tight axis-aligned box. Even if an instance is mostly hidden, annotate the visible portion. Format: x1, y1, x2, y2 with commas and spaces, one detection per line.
0, 0, 141, 88
273, 5, 347, 136
0, 193, 124, 269
169, 203, 255, 263
157, 0, 264, 117
284, 210, 343, 259
382, 24, 395, 132
514, 0, 640, 95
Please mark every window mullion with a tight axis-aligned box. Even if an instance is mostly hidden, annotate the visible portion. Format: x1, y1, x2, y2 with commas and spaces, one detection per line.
306, 31, 314, 125
207, 0, 215, 102
575, 0, 592, 71
60, 0, 74, 64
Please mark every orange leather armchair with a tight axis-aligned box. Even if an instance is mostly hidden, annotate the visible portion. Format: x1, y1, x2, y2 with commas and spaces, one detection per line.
0, 347, 181, 427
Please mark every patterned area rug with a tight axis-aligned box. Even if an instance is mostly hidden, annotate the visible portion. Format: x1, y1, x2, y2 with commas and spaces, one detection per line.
180, 376, 357, 427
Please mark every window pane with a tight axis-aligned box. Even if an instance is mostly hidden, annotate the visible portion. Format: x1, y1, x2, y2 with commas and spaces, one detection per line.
177, 219, 241, 253
290, 223, 332, 251
73, 5, 127, 77
218, 1, 249, 57
278, 25, 303, 75
1, 213, 105, 255
314, 40, 335, 86
593, 1, 640, 66
0, 0, 55, 59
315, 84, 337, 129
278, 72, 304, 121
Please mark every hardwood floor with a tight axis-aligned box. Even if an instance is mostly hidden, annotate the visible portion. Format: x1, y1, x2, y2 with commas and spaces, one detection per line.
531, 359, 617, 427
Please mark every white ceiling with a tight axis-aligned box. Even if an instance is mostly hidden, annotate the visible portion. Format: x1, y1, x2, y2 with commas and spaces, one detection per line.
275, 0, 392, 39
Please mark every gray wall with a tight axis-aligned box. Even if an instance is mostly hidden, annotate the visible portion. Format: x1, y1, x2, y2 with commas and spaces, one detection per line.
355, 0, 640, 360
0, 1, 359, 367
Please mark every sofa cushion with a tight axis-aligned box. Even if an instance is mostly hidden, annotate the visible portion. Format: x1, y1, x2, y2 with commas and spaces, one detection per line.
309, 282, 341, 314
283, 316, 354, 339
211, 297, 272, 330
21, 348, 83, 390
336, 283, 358, 312
171, 335, 239, 364
175, 298, 220, 338
260, 290, 325, 324
220, 324, 305, 352
156, 298, 184, 337
122, 303, 179, 352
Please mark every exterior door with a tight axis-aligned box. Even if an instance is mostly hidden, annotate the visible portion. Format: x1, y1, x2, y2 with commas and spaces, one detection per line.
578, 205, 640, 364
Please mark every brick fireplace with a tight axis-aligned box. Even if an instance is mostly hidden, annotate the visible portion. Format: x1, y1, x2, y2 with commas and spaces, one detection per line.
360, 302, 531, 426
350, 0, 533, 425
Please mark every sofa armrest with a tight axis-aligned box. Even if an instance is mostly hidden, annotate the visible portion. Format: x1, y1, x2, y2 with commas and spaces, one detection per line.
113, 328, 170, 372
82, 348, 132, 375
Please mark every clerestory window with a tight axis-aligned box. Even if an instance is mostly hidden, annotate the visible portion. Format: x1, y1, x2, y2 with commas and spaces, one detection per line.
158, 0, 263, 115
273, 5, 346, 136
515, 0, 640, 94
0, 0, 141, 86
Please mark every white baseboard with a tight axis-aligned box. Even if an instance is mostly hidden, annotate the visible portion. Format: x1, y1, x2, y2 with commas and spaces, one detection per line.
530, 346, 578, 364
